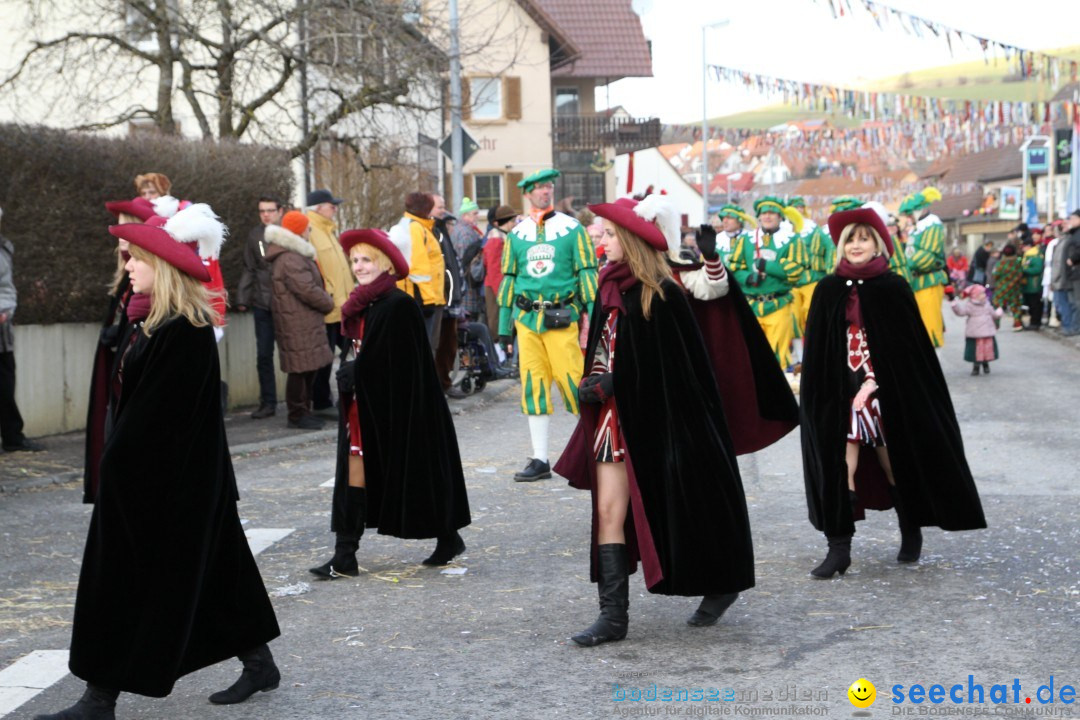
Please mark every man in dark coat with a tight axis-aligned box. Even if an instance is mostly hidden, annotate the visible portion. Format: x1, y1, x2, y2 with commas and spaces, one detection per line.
237, 196, 284, 418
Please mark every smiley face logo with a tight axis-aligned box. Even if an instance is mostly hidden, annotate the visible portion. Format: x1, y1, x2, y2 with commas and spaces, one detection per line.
848, 678, 876, 708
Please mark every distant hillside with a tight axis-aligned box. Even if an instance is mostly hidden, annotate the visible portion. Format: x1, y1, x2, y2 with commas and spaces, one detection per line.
706, 44, 1080, 130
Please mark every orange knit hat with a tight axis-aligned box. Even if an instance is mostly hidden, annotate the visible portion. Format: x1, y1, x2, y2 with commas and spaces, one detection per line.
281, 210, 309, 237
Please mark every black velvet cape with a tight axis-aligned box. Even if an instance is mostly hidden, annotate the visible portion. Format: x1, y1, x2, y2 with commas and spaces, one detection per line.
800, 271, 986, 537
554, 280, 755, 597
332, 289, 470, 538
69, 318, 280, 697
673, 261, 799, 454
83, 276, 130, 504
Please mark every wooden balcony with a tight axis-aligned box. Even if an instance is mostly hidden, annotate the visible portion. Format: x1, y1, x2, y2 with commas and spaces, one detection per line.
553, 114, 661, 154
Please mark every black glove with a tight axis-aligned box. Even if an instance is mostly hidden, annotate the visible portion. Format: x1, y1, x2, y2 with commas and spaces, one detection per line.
755, 258, 767, 274
695, 224, 719, 261
99, 324, 121, 349
335, 360, 356, 395
578, 373, 614, 404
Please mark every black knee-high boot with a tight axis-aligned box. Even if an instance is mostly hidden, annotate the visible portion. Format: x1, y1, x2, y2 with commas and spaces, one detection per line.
572, 543, 629, 647
208, 644, 281, 705
310, 486, 366, 578
33, 684, 119, 720
889, 486, 922, 562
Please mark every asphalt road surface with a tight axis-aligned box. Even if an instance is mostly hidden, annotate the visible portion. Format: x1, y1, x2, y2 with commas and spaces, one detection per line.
2, 310, 1078, 719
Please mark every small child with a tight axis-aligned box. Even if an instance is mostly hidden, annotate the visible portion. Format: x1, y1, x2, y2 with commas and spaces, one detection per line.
950, 284, 1003, 375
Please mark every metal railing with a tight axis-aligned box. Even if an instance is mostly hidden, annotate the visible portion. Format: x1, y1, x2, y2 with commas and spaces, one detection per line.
553, 114, 662, 154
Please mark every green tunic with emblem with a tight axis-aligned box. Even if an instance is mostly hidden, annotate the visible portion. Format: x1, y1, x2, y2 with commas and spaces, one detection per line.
728, 229, 805, 317
906, 215, 948, 292
497, 212, 598, 335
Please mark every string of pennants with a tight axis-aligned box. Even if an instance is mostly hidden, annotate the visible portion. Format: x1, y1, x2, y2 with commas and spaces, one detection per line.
810, 0, 1079, 84
708, 64, 1075, 126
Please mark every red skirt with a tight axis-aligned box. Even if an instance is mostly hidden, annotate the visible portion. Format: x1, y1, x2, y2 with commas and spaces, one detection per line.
593, 396, 624, 463
344, 394, 363, 456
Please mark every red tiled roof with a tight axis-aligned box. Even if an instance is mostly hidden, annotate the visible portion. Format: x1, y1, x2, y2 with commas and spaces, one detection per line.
514, 0, 581, 69
534, 0, 653, 81
941, 145, 1022, 184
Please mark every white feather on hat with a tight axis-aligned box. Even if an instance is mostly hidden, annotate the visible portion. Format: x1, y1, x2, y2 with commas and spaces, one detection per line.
862, 201, 891, 226
388, 217, 420, 279
632, 193, 681, 254
164, 203, 228, 260
151, 195, 180, 219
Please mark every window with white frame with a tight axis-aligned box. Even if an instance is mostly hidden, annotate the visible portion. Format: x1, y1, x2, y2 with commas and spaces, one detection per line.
471, 77, 502, 120
474, 174, 503, 210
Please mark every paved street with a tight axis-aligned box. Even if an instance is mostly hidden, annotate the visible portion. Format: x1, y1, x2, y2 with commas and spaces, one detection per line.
1, 310, 1078, 719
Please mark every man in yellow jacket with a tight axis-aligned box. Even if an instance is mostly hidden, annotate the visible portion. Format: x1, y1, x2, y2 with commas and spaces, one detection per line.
390, 192, 446, 349
305, 189, 356, 412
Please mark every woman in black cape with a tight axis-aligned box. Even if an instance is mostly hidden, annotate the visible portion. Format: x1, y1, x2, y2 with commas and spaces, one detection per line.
800, 207, 985, 579
308, 228, 470, 579
83, 197, 158, 504
39, 208, 281, 720
554, 194, 754, 647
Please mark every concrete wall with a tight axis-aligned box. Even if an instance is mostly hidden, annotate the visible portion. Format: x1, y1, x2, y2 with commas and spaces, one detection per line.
13, 315, 287, 438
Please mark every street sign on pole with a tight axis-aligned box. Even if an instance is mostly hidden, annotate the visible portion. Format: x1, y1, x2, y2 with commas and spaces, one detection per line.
441, 129, 480, 167
1027, 147, 1049, 173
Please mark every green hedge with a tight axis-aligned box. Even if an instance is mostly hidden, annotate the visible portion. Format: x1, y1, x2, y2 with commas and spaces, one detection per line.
0, 125, 294, 324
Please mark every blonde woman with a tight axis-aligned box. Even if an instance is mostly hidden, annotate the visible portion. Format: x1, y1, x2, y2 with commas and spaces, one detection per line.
554, 195, 753, 647
309, 228, 470, 578
799, 208, 985, 579
39, 208, 281, 720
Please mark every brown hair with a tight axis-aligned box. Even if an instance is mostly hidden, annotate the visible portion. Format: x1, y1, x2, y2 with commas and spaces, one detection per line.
134, 172, 172, 197
405, 192, 434, 217
611, 224, 673, 320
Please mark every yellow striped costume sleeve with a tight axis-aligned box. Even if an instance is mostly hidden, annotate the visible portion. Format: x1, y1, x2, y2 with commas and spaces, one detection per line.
909, 224, 945, 273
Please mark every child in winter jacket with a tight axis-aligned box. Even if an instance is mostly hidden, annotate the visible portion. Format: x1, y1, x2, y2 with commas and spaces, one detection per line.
950, 284, 1003, 375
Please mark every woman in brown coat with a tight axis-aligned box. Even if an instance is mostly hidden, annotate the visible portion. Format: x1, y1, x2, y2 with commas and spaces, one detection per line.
266, 211, 334, 429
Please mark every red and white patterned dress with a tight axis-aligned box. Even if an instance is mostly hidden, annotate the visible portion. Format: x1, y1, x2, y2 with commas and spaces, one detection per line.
846, 323, 885, 447
343, 319, 366, 456
591, 309, 624, 463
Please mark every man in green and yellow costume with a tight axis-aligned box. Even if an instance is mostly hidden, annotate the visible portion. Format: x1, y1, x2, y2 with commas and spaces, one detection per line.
714, 203, 756, 266
728, 196, 807, 368
497, 168, 598, 481
786, 197, 832, 364
899, 187, 947, 347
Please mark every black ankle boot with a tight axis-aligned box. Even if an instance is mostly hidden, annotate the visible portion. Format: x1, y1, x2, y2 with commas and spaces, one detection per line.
572, 544, 629, 646
34, 684, 119, 720
422, 530, 466, 565
982, 362, 990, 374
687, 592, 739, 627
811, 534, 852, 578
889, 486, 922, 563
310, 487, 365, 578
971, 363, 980, 376
208, 644, 280, 705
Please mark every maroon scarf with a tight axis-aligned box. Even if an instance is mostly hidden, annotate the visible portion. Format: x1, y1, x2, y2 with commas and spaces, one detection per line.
835, 255, 889, 326
598, 261, 639, 313
341, 272, 396, 339
127, 292, 152, 322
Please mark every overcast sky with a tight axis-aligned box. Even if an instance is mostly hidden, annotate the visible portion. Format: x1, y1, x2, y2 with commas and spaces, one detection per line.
603, 0, 1079, 124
